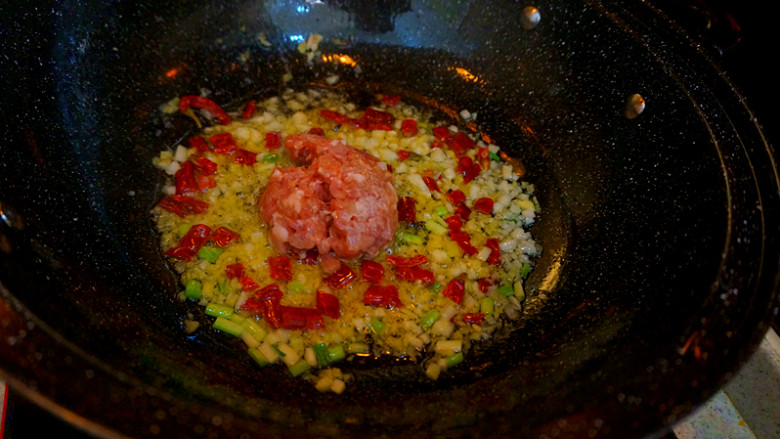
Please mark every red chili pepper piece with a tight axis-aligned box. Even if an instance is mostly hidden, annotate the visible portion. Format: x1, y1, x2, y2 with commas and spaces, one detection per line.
397, 196, 416, 223
361, 260, 384, 284
316, 291, 340, 319
386, 254, 428, 267
442, 279, 465, 304
323, 263, 356, 290
196, 175, 215, 191
448, 131, 476, 155
279, 306, 324, 330
455, 202, 472, 221
179, 95, 231, 125
174, 161, 199, 195
211, 227, 240, 247
157, 195, 210, 217
241, 99, 256, 119
401, 119, 418, 136
209, 132, 237, 155
165, 224, 212, 261
456, 156, 482, 183
239, 276, 260, 292
422, 175, 441, 193
397, 150, 411, 161
225, 262, 245, 279
308, 127, 325, 136
361, 107, 394, 126
474, 197, 494, 215
477, 278, 493, 293
394, 266, 435, 284
363, 285, 403, 308
252, 284, 284, 328
320, 109, 354, 125
433, 126, 451, 141
449, 230, 478, 256
233, 148, 257, 165
239, 297, 263, 312
187, 136, 210, 153
447, 190, 466, 206
463, 312, 485, 324
381, 95, 401, 106
265, 132, 282, 150
486, 238, 501, 266
268, 256, 292, 280
477, 147, 490, 170
195, 157, 217, 176
445, 215, 462, 233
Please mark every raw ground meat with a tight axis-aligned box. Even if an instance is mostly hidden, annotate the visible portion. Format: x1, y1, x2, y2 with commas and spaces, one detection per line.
259, 133, 398, 263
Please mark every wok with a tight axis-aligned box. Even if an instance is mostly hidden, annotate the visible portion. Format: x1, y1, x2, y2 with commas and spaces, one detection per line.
0, 0, 778, 437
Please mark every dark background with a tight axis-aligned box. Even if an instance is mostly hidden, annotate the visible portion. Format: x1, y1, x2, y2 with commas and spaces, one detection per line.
2, 1, 777, 438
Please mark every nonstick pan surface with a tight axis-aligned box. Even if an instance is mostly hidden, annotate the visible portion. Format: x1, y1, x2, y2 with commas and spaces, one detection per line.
0, 0, 778, 438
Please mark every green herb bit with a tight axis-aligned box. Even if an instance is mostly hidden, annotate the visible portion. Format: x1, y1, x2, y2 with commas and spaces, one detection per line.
519, 262, 531, 279
497, 284, 514, 297
184, 279, 202, 300
431, 283, 442, 293
480, 297, 494, 315
205, 302, 234, 318
433, 205, 449, 217
313, 343, 331, 366
368, 318, 386, 337
287, 280, 306, 294
421, 309, 440, 330
242, 319, 267, 342
177, 222, 193, 237
263, 154, 279, 163
247, 347, 270, 367
400, 232, 423, 245
446, 352, 464, 368
213, 316, 244, 337
424, 219, 448, 236
197, 246, 224, 263
489, 151, 501, 161
347, 343, 370, 354
288, 358, 311, 377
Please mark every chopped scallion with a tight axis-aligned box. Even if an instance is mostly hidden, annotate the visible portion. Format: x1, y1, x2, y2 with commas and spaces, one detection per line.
263, 154, 279, 163
205, 302, 234, 318
497, 284, 514, 297
247, 347, 269, 366
421, 309, 440, 330
368, 318, 386, 336
480, 297, 494, 315
446, 352, 464, 368
288, 358, 311, 377
184, 279, 202, 300
400, 232, 423, 245
197, 246, 223, 263
434, 205, 449, 217
519, 262, 531, 279
424, 219, 448, 235
242, 319, 267, 342
287, 280, 305, 293
213, 316, 244, 337
327, 344, 346, 363
313, 343, 331, 366
489, 151, 500, 161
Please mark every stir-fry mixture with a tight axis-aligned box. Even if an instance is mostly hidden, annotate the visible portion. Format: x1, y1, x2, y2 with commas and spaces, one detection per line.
152, 88, 541, 392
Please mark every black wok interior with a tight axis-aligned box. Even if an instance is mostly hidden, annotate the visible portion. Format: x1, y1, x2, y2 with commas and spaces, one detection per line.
1, 0, 778, 438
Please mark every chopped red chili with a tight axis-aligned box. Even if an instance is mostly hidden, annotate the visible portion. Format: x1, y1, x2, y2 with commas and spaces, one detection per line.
225, 262, 246, 279
239, 276, 260, 292
187, 136, 210, 153
323, 263, 356, 290
196, 175, 215, 191
397, 196, 416, 222
252, 284, 284, 328
265, 132, 282, 149
477, 278, 493, 293
361, 260, 384, 284
397, 150, 411, 161
157, 195, 210, 217
447, 189, 466, 206
449, 230, 478, 256
308, 127, 325, 136
394, 266, 435, 284
463, 312, 485, 324
401, 119, 418, 136
279, 305, 324, 330
448, 131, 476, 155
360, 107, 394, 127
268, 256, 292, 280
209, 132, 237, 155
179, 95, 231, 125
454, 202, 472, 221
381, 94, 401, 106
477, 146, 490, 170
442, 279, 465, 304
445, 215, 462, 233
363, 285, 403, 308
456, 156, 481, 183
422, 175, 441, 193
174, 161, 199, 195
165, 224, 211, 261
320, 109, 354, 125
233, 148, 258, 165
433, 126, 451, 141
211, 226, 240, 247
241, 99, 256, 119
386, 254, 428, 267
195, 157, 217, 176
316, 291, 340, 319
485, 238, 501, 266
474, 197, 494, 215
